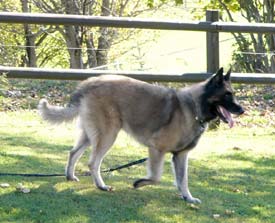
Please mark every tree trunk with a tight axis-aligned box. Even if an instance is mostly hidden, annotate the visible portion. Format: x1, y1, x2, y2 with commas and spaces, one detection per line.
63, 26, 83, 69
31, 0, 156, 69
61, 0, 83, 69
264, 0, 275, 72
96, 0, 112, 68
21, 0, 37, 67
86, 32, 97, 68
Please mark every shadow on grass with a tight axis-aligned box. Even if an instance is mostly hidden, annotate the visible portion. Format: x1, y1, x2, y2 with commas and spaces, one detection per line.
1, 151, 275, 223
0, 131, 147, 175
0, 133, 70, 152
0, 132, 71, 173
189, 151, 275, 221
0, 179, 189, 223
1, 132, 275, 222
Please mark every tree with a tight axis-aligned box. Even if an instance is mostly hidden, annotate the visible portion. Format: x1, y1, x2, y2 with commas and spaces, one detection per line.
0, 0, 182, 69
0, 0, 24, 66
21, 0, 38, 67
30, 0, 166, 69
0, 0, 64, 67
195, 0, 275, 73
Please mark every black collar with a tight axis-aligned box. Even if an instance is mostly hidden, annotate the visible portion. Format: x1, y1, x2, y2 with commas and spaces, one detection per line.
175, 90, 207, 129
195, 116, 207, 131
189, 95, 208, 129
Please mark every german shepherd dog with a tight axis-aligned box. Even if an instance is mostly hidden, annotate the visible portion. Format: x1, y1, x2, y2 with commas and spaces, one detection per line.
38, 67, 244, 204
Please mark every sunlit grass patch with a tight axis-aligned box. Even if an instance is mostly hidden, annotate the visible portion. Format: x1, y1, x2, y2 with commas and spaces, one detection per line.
0, 110, 275, 222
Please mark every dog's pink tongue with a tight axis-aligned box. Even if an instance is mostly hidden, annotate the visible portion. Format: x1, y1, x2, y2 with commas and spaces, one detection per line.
217, 106, 234, 128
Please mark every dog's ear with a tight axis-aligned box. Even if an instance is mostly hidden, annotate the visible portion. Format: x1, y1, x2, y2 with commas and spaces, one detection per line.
208, 67, 224, 86
224, 68, 231, 81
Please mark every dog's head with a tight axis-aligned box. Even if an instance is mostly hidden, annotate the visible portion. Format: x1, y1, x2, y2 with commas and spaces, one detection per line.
202, 67, 244, 127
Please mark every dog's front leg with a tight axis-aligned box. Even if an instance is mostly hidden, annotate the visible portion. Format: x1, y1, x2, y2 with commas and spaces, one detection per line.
172, 150, 201, 204
134, 148, 165, 188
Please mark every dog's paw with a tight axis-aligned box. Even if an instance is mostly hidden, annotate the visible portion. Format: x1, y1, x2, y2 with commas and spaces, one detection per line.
133, 179, 155, 188
182, 196, 201, 204
66, 175, 80, 182
98, 185, 113, 192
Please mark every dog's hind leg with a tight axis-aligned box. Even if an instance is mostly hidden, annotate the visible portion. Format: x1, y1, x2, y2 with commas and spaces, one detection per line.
87, 129, 119, 191
172, 150, 201, 204
66, 129, 90, 182
133, 148, 165, 188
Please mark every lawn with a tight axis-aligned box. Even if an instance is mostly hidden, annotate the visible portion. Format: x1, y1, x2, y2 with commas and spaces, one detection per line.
0, 110, 275, 223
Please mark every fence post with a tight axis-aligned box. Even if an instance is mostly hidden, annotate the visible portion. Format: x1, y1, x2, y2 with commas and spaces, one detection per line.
206, 10, 219, 74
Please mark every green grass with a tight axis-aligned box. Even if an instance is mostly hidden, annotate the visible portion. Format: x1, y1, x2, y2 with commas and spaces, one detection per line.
0, 111, 275, 223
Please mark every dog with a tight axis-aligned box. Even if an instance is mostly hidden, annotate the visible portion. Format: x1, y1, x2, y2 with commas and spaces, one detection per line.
38, 67, 244, 204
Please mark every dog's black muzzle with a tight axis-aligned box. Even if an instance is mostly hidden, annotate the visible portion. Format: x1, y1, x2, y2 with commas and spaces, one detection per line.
221, 100, 244, 116
230, 104, 245, 116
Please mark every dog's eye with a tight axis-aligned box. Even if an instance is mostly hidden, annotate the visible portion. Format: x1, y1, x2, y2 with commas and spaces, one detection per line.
224, 92, 233, 99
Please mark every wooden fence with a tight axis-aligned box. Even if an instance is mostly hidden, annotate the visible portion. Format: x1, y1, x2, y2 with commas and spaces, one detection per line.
0, 10, 275, 83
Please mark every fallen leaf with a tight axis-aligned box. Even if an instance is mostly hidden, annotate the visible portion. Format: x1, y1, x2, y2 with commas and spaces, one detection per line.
16, 183, 30, 193
21, 188, 31, 193
213, 214, 220, 219
225, 209, 235, 216
0, 183, 10, 188
233, 188, 240, 193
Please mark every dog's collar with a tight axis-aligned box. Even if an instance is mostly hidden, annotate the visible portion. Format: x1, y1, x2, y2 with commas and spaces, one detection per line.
195, 116, 207, 130
195, 116, 206, 125
189, 96, 207, 127
192, 99, 208, 130
178, 90, 207, 129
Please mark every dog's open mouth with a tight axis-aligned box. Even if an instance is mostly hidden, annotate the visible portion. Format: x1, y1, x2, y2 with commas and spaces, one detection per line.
216, 105, 234, 128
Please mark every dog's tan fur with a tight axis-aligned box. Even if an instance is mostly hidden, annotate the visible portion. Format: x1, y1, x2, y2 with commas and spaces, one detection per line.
38, 68, 243, 204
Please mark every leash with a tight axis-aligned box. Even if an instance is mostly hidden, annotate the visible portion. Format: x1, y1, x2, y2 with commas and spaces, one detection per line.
0, 158, 148, 177
101, 158, 147, 173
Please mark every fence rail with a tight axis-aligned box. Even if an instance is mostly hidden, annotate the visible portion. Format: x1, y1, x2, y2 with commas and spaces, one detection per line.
0, 11, 275, 83
1, 12, 275, 34
1, 67, 274, 84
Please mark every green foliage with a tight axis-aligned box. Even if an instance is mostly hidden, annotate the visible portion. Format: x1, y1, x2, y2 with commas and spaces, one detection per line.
0, 0, 21, 11
0, 0, 195, 69
175, 0, 183, 5
0, 73, 9, 92
0, 0, 174, 69
147, 0, 183, 8
0, 23, 25, 66
147, 0, 154, 8
0, 1, 25, 66
194, 0, 275, 73
36, 31, 70, 68
193, 0, 240, 20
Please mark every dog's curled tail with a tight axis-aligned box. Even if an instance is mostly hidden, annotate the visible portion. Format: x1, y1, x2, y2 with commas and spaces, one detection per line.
38, 99, 79, 124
